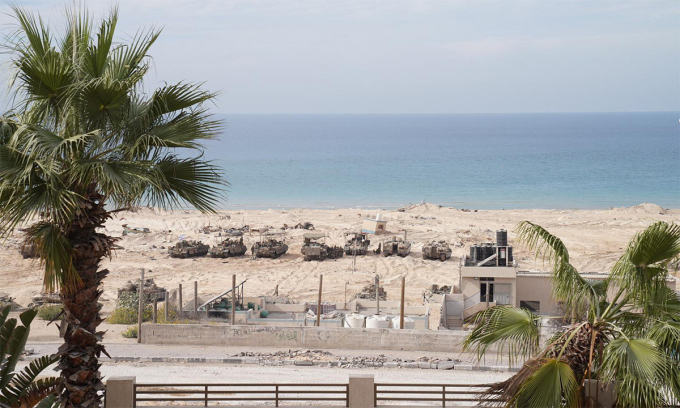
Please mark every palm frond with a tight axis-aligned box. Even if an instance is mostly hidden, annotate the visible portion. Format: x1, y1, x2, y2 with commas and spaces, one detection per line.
515, 221, 597, 314
463, 306, 541, 366
510, 358, 580, 408
600, 337, 669, 407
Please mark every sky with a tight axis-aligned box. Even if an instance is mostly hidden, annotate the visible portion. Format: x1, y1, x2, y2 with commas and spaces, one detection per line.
0, 0, 678, 114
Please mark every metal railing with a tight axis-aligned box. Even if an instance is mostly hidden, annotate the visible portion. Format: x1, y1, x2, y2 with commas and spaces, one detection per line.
374, 383, 499, 406
463, 291, 481, 310
134, 383, 349, 407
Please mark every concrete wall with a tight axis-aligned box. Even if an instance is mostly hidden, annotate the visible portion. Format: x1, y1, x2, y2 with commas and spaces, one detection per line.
461, 277, 516, 306
141, 323, 470, 352
460, 266, 517, 279
265, 303, 308, 313
515, 275, 559, 315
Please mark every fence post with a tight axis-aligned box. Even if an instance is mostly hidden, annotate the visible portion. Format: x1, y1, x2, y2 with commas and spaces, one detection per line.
105, 376, 135, 408
349, 374, 374, 408
204, 384, 208, 407
153, 298, 157, 323
275, 385, 279, 407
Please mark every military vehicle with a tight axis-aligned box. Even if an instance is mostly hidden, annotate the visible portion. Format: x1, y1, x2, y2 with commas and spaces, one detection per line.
301, 232, 343, 261
422, 240, 452, 261
168, 240, 210, 258
344, 232, 371, 256
117, 278, 166, 300
20, 242, 38, 259
210, 231, 248, 258
382, 232, 411, 257
251, 232, 288, 259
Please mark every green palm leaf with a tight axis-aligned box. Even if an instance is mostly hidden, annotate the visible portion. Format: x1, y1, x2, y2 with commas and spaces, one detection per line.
511, 359, 579, 408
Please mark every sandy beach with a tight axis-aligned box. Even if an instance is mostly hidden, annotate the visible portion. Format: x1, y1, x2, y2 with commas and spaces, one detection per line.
1, 202, 677, 316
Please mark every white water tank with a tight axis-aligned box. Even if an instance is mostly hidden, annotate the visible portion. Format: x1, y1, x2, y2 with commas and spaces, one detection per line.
391, 316, 415, 329
344, 314, 366, 328
366, 315, 390, 329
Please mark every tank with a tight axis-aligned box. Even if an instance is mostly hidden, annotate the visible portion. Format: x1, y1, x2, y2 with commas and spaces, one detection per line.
210, 236, 247, 258
344, 314, 366, 328
422, 240, 452, 261
300, 232, 344, 261
344, 232, 371, 256
251, 233, 289, 259
168, 240, 209, 258
20, 242, 38, 259
496, 229, 508, 247
391, 316, 415, 329
382, 236, 411, 257
469, 245, 478, 262
366, 315, 390, 329
481, 243, 494, 260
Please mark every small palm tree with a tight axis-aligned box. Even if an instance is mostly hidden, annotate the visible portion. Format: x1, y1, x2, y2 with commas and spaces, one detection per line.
0, 6, 224, 408
463, 221, 680, 407
0, 306, 60, 408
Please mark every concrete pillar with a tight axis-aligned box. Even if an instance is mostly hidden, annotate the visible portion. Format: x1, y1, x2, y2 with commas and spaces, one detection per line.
105, 376, 135, 408
584, 379, 616, 408
349, 374, 375, 408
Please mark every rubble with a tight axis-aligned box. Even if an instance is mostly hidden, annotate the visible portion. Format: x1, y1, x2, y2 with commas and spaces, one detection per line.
355, 283, 387, 301
234, 349, 460, 369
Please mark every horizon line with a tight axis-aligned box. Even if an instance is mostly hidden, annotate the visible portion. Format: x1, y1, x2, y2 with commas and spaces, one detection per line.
218, 110, 679, 115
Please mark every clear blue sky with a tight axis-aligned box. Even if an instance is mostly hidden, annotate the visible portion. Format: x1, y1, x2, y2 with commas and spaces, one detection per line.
1, 0, 678, 114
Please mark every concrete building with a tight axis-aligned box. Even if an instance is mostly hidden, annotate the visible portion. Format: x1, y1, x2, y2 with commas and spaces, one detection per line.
440, 230, 680, 328
361, 217, 387, 235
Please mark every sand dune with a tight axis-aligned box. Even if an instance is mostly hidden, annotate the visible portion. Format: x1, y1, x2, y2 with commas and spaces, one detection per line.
1, 203, 676, 316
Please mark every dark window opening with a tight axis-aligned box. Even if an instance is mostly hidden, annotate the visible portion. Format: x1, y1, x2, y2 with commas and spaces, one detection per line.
520, 300, 540, 313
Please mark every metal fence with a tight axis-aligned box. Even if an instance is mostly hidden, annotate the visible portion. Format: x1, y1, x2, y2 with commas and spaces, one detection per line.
134, 383, 349, 407
374, 383, 498, 407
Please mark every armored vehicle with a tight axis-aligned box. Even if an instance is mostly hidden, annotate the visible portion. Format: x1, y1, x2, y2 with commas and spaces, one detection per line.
301, 232, 343, 261
251, 232, 288, 259
210, 231, 248, 258
422, 240, 452, 261
344, 232, 371, 256
382, 235, 411, 257
168, 240, 210, 258
20, 242, 38, 259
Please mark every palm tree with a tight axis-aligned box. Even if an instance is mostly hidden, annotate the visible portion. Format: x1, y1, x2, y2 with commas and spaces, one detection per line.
463, 221, 680, 408
0, 6, 224, 408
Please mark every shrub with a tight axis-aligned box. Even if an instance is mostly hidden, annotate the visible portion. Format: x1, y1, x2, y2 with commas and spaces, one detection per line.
120, 326, 138, 338
107, 292, 158, 324
37, 305, 63, 321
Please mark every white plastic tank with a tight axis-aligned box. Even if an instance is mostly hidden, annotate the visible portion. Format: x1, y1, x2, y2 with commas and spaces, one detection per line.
366, 315, 390, 329
344, 314, 366, 328
376, 212, 382, 221
391, 316, 415, 329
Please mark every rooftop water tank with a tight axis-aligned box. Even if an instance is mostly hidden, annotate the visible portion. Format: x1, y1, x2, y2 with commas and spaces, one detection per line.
496, 230, 508, 247
344, 314, 366, 328
366, 315, 390, 329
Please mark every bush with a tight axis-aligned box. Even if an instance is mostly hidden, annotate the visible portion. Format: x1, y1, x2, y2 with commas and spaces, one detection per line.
120, 326, 138, 338
107, 292, 158, 324
36, 305, 63, 321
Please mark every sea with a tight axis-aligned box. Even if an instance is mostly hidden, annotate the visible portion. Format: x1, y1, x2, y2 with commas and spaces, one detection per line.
201, 112, 680, 210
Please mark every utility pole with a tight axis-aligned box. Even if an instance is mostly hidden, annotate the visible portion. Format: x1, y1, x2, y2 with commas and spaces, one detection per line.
316, 274, 323, 327
231, 274, 236, 325
400, 277, 406, 329
194, 281, 198, 319
375, 275, 380, 315
137, 269, 144, 343
179, 283, 183, 319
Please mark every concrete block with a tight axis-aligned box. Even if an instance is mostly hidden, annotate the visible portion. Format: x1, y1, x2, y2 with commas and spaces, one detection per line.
294, 361, 313, 366
437, 361, 455, 370
349, 375, 374, 408
222, 358, 242, 364
242, 357, 259, 364
105, 376, 135, 408
418, 362, 432, 369
402, 362, 419, 369
383, 362, 399, 368
456, 364, 473, 371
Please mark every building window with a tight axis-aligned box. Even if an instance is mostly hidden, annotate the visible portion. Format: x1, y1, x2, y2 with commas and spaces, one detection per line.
520, 301, 540, 313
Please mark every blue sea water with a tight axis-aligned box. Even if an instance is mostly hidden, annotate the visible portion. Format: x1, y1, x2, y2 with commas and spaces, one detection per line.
202, 112, 680, 210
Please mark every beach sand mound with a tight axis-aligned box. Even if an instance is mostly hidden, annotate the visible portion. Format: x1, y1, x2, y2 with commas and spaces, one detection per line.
612, 203, 666, 215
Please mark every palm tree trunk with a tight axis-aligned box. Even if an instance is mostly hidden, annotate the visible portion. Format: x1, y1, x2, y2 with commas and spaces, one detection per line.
57, 185, 113, 408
